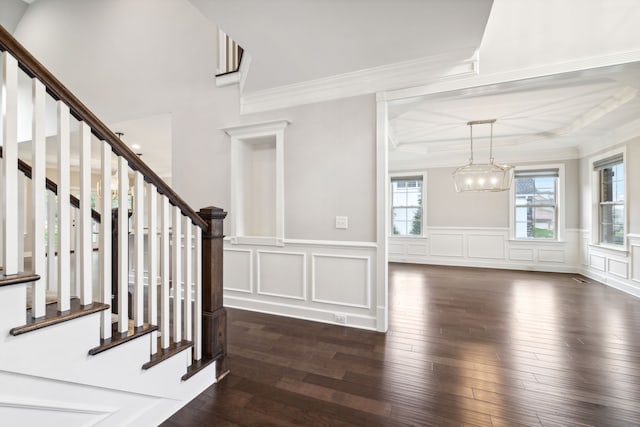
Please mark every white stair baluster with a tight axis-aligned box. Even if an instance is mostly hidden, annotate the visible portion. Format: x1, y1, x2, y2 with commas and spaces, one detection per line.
147, 183, 158, 354
183, 216, 192, 360
160, 195, 170, 348
47, 191, 56, 292
79, 123, 92, 306
57, 102, 71, 313
172, 206, 182, 343
133, 171, 144, 328
99, 141, 112, 340
17, 173, 25, 272
194, 224, 202, 361
117, 156, 129, 333
1, 52, 18, 275
31, 79, 47, 318
73, 207, 80, 298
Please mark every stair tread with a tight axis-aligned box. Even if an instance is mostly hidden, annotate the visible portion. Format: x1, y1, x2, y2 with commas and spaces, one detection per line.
142, 338, 193, 370
10, 298, 109, 336
0, 272, 40, 287
181, 352, 224, 381
88, 322, 158, 356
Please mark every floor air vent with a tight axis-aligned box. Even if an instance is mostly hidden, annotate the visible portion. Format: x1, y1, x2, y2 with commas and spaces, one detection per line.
573, 277, 589, 284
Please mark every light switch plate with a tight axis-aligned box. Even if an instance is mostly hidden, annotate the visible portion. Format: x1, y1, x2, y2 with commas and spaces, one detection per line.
335, 216, 348, 229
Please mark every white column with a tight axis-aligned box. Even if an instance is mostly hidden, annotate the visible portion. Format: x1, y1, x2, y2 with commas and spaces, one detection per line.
147, 183, 158, 354
194, 224, 202, 361
57, 102, 71, 313
160, 195, 170, 348
132, 171, 144, 328
79, 123, 92, 305
31, 79, 47, 318
1, 52, 18, 275
117, 156, 129, 333
172, 206, 182, 343
99, 141, 112, 340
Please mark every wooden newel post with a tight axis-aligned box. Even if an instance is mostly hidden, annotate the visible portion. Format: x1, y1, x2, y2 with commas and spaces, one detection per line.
198, 206, 228, 380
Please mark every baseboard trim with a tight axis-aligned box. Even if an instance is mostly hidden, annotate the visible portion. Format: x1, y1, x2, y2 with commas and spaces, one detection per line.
224, 295, 377, 331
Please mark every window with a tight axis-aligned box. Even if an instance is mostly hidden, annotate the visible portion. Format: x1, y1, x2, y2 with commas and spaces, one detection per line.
391, 177, 423, 236
513, 169, 559, 239
595, 154, 624, 246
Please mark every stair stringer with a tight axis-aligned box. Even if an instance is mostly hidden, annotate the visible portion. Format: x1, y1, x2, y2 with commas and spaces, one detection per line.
0, 284, 216, 426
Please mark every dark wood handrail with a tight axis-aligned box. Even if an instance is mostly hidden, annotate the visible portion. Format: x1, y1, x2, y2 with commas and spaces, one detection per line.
0, 25, 207, 230
0, 146, 101, 222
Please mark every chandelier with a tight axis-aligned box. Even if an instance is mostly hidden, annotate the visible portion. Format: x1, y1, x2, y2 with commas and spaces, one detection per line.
452, 119, 513, 192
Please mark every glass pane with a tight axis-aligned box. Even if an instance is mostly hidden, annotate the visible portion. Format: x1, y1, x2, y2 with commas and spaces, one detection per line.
533, 207, 555, 238
393, 221, 408, 235
600, 168, 614, 202
515, 177, 534, 196
393, 208, 407, 221
406, 208, 421, 235
613, 204, 624, 245
600, 204, 616, 244
515, 195, 529, 206
392, 192, 407, 207
406, 189, 421, 206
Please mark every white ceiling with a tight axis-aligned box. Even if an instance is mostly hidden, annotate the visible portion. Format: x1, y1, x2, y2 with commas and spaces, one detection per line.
188, 0, 493, 93
389, 62, 640, 169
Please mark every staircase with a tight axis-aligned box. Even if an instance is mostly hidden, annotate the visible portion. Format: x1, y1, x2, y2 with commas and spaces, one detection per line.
0, 25, 227, 426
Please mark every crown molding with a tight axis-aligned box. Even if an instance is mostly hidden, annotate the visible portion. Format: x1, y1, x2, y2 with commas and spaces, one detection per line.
379, 49, 640, 103
240, 48, 479, 115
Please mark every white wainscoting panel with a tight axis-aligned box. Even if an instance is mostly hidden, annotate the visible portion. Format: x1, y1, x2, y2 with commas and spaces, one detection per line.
224, 239, 377, 330
407, 243, 427, 256
590, 254, 606, 271
608, 258, 629, 279
430, 233, 464, 257
468, 234, 504, 259
312, 254, 370, 308
223, 249, 253, 293
509, 248, 534, 261
390, 227, 580, 273
257, 251, 306, 300
538, 249, 565, 263
388, 242, 404, 255
631, 235, 640, 284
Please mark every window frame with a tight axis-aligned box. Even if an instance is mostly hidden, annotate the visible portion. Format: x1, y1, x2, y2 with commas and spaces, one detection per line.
509, 164, 565, 242
591, 149, 627, 250
389, 171, 426, 238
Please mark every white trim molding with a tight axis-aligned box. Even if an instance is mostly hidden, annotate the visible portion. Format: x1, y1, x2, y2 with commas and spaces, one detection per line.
241, 49, 479, 114
225, 120, 289, 247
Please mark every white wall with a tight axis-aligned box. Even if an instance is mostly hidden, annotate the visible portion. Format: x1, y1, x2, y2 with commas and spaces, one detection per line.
208, 95, 379, 330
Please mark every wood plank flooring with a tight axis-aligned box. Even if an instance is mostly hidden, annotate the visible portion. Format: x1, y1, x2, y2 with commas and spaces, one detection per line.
162, 264, 640, 426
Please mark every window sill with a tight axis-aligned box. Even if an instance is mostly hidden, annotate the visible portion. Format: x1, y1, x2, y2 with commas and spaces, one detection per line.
509, 239, 566, 245
389, 235, 427, 240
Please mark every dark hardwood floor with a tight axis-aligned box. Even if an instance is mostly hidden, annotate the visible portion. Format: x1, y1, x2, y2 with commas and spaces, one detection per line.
162, 263, 640, 426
